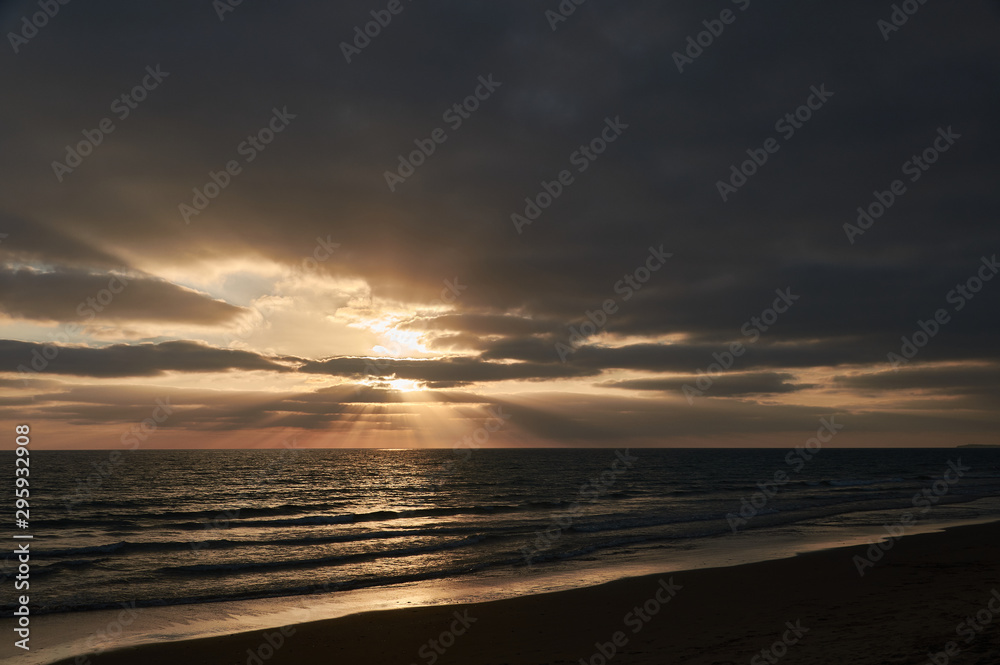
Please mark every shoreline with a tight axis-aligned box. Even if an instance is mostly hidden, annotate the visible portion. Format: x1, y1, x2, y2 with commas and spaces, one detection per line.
44, 519, 1000, 665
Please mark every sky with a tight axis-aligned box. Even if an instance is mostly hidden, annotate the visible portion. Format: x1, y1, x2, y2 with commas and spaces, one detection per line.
1, 0, 999, 449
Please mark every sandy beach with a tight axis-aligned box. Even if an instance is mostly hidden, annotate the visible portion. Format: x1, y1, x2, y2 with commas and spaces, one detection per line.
51, 520, 1000, 665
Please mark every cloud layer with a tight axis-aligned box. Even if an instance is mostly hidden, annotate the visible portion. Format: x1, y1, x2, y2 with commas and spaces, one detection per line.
2, 0, 998, 446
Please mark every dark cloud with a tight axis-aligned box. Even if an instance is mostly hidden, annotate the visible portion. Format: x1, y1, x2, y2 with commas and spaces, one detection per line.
836, 364, 1000, 396
482, 334, 1000, 373
402, 313, 561, 337
2, 0, 996, 337
299, 355, 599, 384
0, 376, 64, 390
1, 1, 998, 445
0, 215, 127, 269
0, 268, 245, 324
10, 380, 499, 431
602, 372, 810, 396
7, 374, 998, 444
0, 340, 290, 378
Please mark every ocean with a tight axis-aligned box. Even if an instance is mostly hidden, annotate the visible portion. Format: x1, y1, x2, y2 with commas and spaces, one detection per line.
6, 447, 1000, 622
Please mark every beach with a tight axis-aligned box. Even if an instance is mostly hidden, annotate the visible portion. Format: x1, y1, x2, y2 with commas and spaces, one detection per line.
7, 1, 1000, 663
52, 520, 1000, 665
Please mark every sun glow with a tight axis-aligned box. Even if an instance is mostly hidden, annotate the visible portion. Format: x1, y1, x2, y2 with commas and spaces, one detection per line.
351, 312, 436, 357
385, 378, 423, 392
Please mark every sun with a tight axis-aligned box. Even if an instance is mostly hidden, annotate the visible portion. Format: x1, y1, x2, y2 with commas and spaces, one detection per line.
385, 378, 423, 392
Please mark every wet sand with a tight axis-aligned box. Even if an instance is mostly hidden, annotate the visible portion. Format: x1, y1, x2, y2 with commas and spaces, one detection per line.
52, 521, 1000, 665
